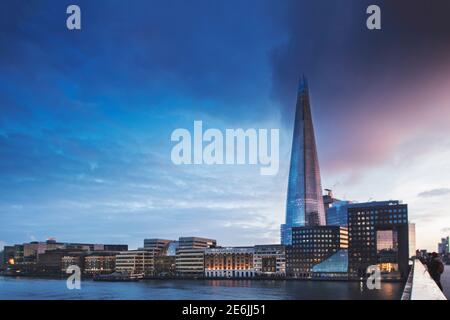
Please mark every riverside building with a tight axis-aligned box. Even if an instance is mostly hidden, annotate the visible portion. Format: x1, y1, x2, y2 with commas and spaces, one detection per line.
115, 250, 154, 276
176, 237, 216, 278
253, 244, 286, 277
204, 247, 255, 278
347, 201, 409, 280
84, 252, 118, 275
286, 226, 349, 279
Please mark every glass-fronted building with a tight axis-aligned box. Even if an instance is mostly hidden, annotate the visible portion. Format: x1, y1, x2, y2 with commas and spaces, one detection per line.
282, 77, 326, 245
286, 226, 348, 279
326, 200, 351, 227
312, 249, 348, 278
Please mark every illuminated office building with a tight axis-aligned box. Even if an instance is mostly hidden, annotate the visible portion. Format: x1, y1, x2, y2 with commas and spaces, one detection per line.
61, 254, 85, 272
347, 201, 409, 280
84, 252, 117, 275
286, 226, 348, 279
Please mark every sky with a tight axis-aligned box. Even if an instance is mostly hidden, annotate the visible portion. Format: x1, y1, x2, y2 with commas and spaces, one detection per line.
1, 0, 450, 251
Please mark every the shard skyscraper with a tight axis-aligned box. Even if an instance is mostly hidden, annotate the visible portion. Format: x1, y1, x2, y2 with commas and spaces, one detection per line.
281, 76, 325, 245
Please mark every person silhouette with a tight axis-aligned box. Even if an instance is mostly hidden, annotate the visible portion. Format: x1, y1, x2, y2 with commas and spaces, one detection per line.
427, 252, 444, 291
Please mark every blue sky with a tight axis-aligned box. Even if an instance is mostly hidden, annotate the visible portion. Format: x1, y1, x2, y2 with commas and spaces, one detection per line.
1, 0, 450, 250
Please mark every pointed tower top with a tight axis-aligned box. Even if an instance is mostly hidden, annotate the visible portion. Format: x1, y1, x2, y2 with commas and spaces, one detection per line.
298, 74, 309, 93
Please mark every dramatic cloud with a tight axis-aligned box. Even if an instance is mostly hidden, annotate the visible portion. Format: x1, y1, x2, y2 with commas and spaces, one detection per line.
269, 0, 450, 174
1, 0, 449, 250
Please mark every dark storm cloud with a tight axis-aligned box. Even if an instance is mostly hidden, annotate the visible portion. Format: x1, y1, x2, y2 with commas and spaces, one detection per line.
270, 0, 450, 113
0, 0, 285, 124
268, 0, 450, 174
1, 0, 449, 248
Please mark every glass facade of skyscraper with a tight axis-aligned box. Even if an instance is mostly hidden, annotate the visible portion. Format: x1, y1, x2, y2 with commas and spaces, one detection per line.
282, 77, 325, 245
326, 200, 351, 226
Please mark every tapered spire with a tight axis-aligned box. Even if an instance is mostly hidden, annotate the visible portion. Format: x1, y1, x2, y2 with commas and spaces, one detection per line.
281, 76, 325, 245
298, 74, 308, 93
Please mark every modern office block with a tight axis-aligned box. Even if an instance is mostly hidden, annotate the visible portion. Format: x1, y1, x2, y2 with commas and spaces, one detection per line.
286, 226, 348, 279
115, 250, 154, 276
347, 201, 409, 280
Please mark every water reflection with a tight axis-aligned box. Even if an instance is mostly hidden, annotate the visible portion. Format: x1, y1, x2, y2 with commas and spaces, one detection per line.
0, 276, 404, 300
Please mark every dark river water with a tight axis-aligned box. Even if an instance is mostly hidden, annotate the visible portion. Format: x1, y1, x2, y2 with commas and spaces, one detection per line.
0, 276, 405, 300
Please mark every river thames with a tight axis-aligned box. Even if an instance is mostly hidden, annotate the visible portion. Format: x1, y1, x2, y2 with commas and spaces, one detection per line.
0, 276, 405, 300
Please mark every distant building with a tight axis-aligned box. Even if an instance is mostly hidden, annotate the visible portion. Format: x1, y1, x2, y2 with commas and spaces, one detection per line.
62, 243, 128, 252
2, 246, 15, 267
0, 239, 124, 275
102, 244, 129, 252
204, 247, 255, 278
2, 244, 32, 273
323, 189, 340, 210
37, 249, 86, 274
253, 244, 286, 277
409, 223, 416, 258
115, 250, 154, 276
164, 241, 179, 256
176, 237, 216, 278
178, 237, 216, 249
286, 226, 348, 279
21, 240, 127, 265
347, 201, 409, 280
175, 248, 206, 278
84, 252, 117, 275
438, 237, 449, 255
24, 241, 65, 263
154, 256, 176, 277
11, 244, 24, 265
61, 254, 85, 272
144, 239, 173, 254
153, 241, 178, 277
326, 201, 352, 227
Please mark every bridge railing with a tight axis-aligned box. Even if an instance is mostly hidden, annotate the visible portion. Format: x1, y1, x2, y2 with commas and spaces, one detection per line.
401, 259, 447, 300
